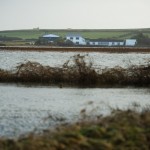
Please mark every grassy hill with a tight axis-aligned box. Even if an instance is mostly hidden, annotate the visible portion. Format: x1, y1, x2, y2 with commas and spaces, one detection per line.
0, 28, 150, 40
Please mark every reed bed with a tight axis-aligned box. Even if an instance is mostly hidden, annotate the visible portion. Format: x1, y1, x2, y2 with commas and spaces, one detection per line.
0, 54, 150, 86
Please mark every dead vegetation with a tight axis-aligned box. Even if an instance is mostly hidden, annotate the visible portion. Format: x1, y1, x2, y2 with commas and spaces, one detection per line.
0, 107, 149, 150
0, 54, 150, 86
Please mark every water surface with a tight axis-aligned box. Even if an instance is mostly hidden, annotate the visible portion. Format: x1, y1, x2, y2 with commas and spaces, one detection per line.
0, 51, 150, 138
0, 51, 150, 70
0, 84, 150, 137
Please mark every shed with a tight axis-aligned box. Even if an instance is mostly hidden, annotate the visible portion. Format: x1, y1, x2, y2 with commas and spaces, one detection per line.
125, 39, 137, 46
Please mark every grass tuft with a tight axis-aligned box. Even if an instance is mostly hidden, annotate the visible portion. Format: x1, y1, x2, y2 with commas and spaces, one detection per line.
0, 108, 149, 150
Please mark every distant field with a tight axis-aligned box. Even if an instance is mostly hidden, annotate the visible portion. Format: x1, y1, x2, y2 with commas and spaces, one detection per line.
0, 28, 150, 40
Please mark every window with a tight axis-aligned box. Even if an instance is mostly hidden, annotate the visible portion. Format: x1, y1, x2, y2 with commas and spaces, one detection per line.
70, 37, 73, 40
76, 37, 79, 40
76, 42, 79, 45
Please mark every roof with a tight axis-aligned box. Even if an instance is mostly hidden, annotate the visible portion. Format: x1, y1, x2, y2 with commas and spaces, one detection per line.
42, 34, 60, 38
66, 34, 82, 37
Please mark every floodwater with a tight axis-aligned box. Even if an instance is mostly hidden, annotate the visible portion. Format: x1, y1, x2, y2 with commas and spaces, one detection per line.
0, 51, 150, 138
0, 84, 150, 138
0, 51, 150, 70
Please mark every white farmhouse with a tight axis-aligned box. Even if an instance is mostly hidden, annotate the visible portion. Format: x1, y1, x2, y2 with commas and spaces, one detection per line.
125, 39, 137, 46
66, 34, 86, 45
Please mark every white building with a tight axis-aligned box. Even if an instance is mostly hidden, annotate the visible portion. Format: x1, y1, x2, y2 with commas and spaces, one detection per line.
125, 39, 137, 46
66, 34, 86, 45
87, 39, 124, 46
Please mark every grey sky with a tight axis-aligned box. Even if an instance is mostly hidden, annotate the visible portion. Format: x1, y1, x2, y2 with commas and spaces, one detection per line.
0, 0, 150, 31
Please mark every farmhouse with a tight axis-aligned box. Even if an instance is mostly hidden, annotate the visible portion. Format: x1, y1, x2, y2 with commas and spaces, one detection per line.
66, 34, 86, 45
87, 39, 124, 46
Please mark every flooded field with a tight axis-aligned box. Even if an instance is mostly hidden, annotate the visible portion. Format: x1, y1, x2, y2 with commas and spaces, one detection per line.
0, 84, 150, 137
0, 51, 150, 70
0, 51, 150, 138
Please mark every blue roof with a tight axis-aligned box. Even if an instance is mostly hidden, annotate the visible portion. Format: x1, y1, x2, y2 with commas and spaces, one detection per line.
42, 34, 60, 38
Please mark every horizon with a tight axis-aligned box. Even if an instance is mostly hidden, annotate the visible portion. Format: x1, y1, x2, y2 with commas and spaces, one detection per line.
0, 27, 150, 32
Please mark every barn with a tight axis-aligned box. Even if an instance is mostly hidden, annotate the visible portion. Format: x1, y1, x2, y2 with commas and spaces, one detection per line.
125, 39, 137, 46
41, 34, 60, 43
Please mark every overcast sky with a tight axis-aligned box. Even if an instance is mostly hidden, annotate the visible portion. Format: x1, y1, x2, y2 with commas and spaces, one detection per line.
0, 0, 150, 31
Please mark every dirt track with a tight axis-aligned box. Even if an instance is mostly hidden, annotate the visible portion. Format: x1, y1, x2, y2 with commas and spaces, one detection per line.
0, 46, 150, 53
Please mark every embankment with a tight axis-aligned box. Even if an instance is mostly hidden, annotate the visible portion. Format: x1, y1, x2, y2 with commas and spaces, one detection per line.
0, 46, 150, 53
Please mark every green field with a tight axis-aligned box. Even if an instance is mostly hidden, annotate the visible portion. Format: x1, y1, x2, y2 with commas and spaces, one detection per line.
0, 28, 150, 40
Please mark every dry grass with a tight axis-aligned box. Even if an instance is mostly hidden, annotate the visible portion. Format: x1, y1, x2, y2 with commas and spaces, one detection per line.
0, 107, 149, 150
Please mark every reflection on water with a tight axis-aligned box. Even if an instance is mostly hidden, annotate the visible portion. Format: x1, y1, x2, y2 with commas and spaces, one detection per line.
0, 51, 150, 70
0, 83, 150, 137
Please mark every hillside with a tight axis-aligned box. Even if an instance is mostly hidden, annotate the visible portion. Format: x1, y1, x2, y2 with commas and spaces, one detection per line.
0, 28, 150, 40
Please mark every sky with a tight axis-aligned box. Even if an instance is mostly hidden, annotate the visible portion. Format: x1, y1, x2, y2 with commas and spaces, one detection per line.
0, 0, 150, 31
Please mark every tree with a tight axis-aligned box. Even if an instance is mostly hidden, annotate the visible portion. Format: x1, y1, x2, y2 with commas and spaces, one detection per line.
132, 32, 150, 46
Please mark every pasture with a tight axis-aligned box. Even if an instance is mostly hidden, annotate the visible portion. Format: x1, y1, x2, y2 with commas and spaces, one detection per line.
0, 28, 150, 40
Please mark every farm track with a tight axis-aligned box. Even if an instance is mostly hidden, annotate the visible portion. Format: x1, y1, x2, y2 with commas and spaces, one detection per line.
0, 46, 150, 53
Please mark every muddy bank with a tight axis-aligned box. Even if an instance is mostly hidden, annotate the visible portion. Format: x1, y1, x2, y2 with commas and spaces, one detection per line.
0, 46, 150, 53
0, 54, 150, 86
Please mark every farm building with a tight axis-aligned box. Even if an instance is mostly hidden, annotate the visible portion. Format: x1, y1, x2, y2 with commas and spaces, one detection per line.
87, 39, 124, 46
66, 34, 86, 45
125, 39, 137, 46
41, 34, 60, 43
37, 34, 61, 45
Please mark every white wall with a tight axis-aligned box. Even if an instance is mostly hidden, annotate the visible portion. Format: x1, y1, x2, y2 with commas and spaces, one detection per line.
125, 39, 137, 46
89, 41, 124, 46
66, 36, 86, 45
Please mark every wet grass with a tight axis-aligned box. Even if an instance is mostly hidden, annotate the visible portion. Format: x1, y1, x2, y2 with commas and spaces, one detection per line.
0, 54, 150, 86
0, 107, 149, 150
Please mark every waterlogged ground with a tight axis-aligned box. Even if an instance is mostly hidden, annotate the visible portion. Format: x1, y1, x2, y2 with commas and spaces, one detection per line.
0, 51, 150, 70
0, 51, 150, 138
0, 83, 150, 138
